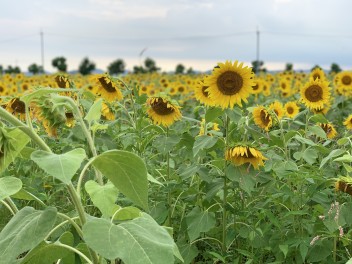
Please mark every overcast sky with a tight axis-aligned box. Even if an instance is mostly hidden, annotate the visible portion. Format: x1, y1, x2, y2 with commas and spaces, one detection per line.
1, 0, 352, 73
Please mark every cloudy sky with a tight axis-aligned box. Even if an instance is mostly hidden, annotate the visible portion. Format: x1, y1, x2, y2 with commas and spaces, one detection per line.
1, 0, 351, 73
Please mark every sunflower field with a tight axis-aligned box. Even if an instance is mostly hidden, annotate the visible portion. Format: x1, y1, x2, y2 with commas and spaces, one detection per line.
0, 61, 352, 264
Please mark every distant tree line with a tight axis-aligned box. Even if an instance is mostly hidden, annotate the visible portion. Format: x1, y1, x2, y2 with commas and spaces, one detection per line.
0, 58, 345, 75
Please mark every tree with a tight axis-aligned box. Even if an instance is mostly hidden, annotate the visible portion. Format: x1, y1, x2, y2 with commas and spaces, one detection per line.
144, 57, 160, 73
251, 60, 266, 74
186, 67, 195, 75
175, 64, 185, 74
0, 65, 3, 75
4, 65, 21, 74
28, 63, 44, 75
107, 59, 126, 75
78, 57, 96, 75
285, 63, 293, 71
52, 56, 67, 72
133, 66, 147, 74
330, 63, 342, 74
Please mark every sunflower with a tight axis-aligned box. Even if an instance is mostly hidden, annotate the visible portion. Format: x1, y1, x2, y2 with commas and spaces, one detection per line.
101, 102, 115, 121
65, 112, 75, 128
309, 67, 326, 81
343, 115, 352, 130
335, 177, 352, 196
253, 106, 273, 131
251, 78, 264, 95
146, 97, 182, 127
225, 145, 267, 169
5, 98, 27, 121
300, 78, 330, 110
319, 123, 337, 139
54, 74, 71, 88
205, 60, 254, 109
199, 118, 220, 136
284, 101, 300, 118
94, 73, 123, 102
194, 77, 215, 106
269, 101, 284, 120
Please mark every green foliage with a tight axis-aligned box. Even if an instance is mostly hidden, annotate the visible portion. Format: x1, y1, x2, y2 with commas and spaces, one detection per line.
0, 177, 22, 201
28, 63, 44, 75
108, 59, 126, 75
78, 57, 96, 75
175, 63, 185, 74
52, 56, 67, 72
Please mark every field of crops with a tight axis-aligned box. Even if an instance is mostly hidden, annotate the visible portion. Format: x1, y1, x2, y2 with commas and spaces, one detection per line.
0, 60, 352, 264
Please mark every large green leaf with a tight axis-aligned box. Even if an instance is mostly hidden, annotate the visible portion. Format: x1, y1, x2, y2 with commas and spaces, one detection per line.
0, 128, 30, 173
0, 177, 22, 201
0, 206, 57, 264
193, 135, 218, 156
185, 206, 216, 241
20, 231, 74, 264
85, 180, 120, 216
84, 98, 102, 124
91, 150, 148, 210
31, 148, 86, 184
83, 213, 178, 264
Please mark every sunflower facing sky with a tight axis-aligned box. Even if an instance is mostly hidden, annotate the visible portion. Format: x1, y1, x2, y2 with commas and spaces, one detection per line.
205, 60, 254, 109
94, 73, 123, 102
300, 78, 331, 110
194, 77, 215, 106
253, 106, 273, 131
146, 97, 182, 127
225, 145, 267, 169
284, 101, 300, 118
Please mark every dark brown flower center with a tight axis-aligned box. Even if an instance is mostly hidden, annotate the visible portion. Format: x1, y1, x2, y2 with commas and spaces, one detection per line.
151, 98, 174, 115
0, 86, 4, 92
202, 86, 210, 97
217, 71, 243, 95
98, 77, 116, 93
313, 73, 320, 80
178, 86, 185, 93
65, 112, 74, 118
342, 75, 352, 85
244, 147, 254, 158
55, 76, 69, 88
320, 124, 332, 134
287, 106, 294, 114
337, 181, 352, 196
305, 85, 323, 102
260, 110, 270, 126
11, 98, 26, 113
252, 84, 259, 91
281, 83, 286, 89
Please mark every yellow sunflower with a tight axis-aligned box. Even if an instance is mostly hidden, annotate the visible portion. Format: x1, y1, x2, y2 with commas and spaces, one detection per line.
319, 123, 337, 139
251, 78, 264, 95
335, 177, 352, 196
5, 98, 27, 121
205, 60, 254, 109
199, 118, 220, 136
253, 106, 273, 131
94, 73, 123, 102
101, 102, 115, 121
54, 74, 71, 88
300, 78, 331, 110
269, 101, 284, 120
146, 97, 182, 127
343, 115, 352, 130
284, 101, 300, 118
65, 112, 75, 128
194, 77, 215, 106
225, 145, 267, 169
309, 67, 326, 81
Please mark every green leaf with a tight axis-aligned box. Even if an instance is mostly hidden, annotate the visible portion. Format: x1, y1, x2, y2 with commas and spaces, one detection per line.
177, 242, 198, 264
31, 148, 86, 184
0, 177, 22, 201
20, 232, 74, 264
113, 206, 141, 221
0, 206, 57, 264
83, 213, 177, 264
302, 148, 318, 165
294, 135, 316, 146
193, 135, 218, 156
147, 173, 164, 186
279, 244, 289, 258
310, 114, 328, 123
84, 98, 102, 124
153, 135, 180, 154
85, 180, 120, 217
0, 128, 30, 174
320, 149, 346, 168
11, 189, 45, 206
92, 150, 148, 210
185, 206, 216, 241
333, 154, 352, 162
308, 125, 326, 139
337, 137, 349, 146
205, 107, 223, 123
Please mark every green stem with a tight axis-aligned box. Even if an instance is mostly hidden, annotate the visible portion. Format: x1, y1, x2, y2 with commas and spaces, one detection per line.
1, 200, 15, 215
67, 183, 87, 225
222, 115, 230, 254
333, 236, 337, 263
76, 158, 96, 197
166, 127, 172, 227
4, 197, 18, 214
0, 106, 51, 152
54, 242, 94, 264
56, 213, 84, 238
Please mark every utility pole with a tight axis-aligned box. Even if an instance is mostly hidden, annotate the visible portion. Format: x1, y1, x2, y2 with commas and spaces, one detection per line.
256, 26, 260, 75
40, 30, 44, 73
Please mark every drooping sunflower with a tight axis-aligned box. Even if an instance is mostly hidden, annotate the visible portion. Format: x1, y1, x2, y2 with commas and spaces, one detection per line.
269, 101, 284, 120
253, 106, 273, 131
300, 78, 331, 110
94, 73, 123, 102
319, 123, 337, 139
65, 112, 75, 128
335, 176, 352, 196
225, 145, 267, 169
194, 77, 215, 106
205, 60, 254, 109
101, 102, 115, 121
5, 98, 27, 121
343, 114, 352, 130
54, 74, 71, 88
146, 97, 182, 127
284, 101, 300, 118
